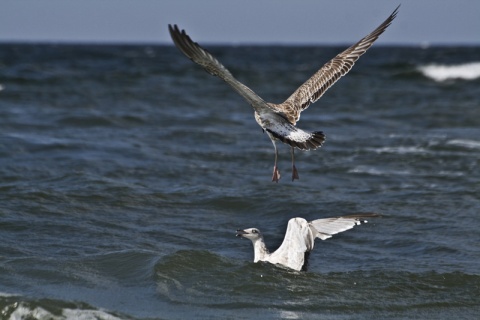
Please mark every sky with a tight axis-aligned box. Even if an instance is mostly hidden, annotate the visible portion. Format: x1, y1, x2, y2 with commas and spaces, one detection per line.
0, 0, 479, 45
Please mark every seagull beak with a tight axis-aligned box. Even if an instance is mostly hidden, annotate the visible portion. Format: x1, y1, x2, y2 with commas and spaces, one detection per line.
236, 229, 248, 237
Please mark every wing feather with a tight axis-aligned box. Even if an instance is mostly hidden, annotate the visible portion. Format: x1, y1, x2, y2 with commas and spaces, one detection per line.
169, 24, 269, 111
264, 214, 378, 271
309, 213, 379, 240
278, 6, 399, 124
269, 218, 314, 271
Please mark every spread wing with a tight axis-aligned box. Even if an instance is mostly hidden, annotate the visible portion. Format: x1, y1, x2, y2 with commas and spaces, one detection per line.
276, 6, 399, 124
169, 24, 270, 113
309, 213, 379, 240
268, 218, 315, 271
267, 214, 378, 271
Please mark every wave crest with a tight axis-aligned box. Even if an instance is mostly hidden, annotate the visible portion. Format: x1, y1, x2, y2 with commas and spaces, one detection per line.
418, 62, 480, 81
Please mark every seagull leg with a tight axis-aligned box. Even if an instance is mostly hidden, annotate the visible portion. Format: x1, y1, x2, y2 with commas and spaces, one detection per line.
272, 166, 281, 183
271, 139, 281, 183
291, 147, 299, 181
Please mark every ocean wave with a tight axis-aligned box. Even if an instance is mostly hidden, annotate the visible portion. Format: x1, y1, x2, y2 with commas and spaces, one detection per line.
447, 139, 480, 150
418, 62, 480, 81
154, 251, 480, 315
348, 165, 412, 176
0, 300, 124, 320
369, 146, 430, 155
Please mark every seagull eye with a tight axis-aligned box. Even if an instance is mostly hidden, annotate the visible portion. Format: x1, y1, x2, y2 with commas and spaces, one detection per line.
252, 230, 257, 234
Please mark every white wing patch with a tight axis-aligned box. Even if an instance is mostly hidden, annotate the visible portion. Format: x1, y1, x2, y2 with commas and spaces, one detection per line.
268, 218, 314, 271
266, 116, 325, 150
309, 216, 370, 240
274, 122, 313, 143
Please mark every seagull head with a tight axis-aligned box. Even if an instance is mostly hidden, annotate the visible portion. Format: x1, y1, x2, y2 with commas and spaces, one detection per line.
236, 228, 262, 241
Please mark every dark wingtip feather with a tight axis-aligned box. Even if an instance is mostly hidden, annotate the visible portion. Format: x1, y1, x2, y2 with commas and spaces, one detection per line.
341, 212, 383, 222
305, 131, 326, 150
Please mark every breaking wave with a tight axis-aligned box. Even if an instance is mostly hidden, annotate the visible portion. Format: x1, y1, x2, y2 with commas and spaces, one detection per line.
0, 297, 124, 320
447, 139, 480, 150
418, 62, 480, 82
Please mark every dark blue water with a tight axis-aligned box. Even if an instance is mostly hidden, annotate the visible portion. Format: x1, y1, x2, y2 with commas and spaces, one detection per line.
1, 43, 479, 319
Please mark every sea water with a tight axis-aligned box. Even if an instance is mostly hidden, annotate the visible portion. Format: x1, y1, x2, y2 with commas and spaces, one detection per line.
0, 44, 479, 319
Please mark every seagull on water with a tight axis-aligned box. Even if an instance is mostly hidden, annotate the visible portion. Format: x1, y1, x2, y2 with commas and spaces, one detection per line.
236, 214, 379, 271
169, 7, 398, 182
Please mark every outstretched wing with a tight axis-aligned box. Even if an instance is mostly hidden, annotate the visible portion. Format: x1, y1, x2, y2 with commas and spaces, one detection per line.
276, 6, 399, 124
309, 213, 379, 240
268, 218, 315, 271
169, 24, 269, 112
267, 214, 378, 271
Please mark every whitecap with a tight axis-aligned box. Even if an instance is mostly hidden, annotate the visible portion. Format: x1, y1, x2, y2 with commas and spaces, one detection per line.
447, 139, 480, 150
418, 62, 480, 81
349, 165, 411, 176
437, 170, 465, 177
280, 310, 301, 319
63, 308, 123, 320
7, 304, 52, 320
370, 146, 429, 155
3, 302, 123, 320
0, 292, 18, 297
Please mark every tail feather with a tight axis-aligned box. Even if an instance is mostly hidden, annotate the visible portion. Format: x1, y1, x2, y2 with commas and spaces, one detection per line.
267, 129, 326, 151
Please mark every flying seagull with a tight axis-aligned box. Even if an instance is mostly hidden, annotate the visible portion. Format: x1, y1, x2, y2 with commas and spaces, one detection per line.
169, 7, 398, 182
236, 213, 379, 271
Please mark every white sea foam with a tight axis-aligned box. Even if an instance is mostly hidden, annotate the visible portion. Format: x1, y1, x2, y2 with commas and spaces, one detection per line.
349, 165, 411, 176
0, 292, 18, 297
447, 139, 480, 150
370, 146, 429, 155
437, 170, 465, 177
4, 302, 123, 320
7, 304, 51, 320
280, 310, 301, 319
62, 309, 123, 320
418, 62, 480, 81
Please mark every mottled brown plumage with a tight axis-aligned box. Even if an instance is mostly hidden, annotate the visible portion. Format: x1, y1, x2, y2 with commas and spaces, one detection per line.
169, 6, 398, 182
